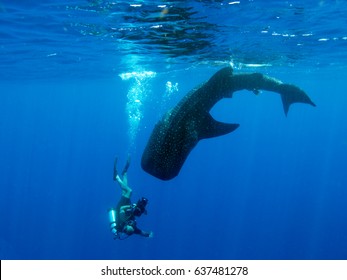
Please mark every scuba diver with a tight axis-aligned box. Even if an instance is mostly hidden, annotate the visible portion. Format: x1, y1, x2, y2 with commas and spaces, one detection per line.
108, 156, 153, 239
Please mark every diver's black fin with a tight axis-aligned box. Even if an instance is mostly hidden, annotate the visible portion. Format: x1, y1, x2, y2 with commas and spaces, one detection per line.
121, 156, 131, 176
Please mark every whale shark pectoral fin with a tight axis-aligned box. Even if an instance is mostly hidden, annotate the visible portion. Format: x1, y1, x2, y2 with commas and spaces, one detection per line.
198, 113, 240, 140
279, 84, 316, 116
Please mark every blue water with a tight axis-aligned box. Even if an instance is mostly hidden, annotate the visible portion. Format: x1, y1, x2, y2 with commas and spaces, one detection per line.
1, 1, 347, 260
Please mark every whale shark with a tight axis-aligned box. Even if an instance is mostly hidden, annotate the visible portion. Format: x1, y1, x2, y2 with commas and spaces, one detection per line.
141, 66, 315, 180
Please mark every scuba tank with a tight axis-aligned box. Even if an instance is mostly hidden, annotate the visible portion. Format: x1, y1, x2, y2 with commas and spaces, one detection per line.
108, 208, 132, 240
108, 208, 119, 239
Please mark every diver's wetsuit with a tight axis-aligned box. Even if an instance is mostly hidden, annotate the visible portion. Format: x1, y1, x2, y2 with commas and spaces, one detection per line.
116, 196, 133, 231
116, 196, 149, 236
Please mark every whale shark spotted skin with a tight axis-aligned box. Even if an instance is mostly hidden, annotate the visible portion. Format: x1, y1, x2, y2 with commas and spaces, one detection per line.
141, 67, 315, 181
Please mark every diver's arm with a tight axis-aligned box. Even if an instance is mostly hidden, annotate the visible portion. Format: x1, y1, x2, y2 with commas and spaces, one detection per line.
119, 205, 133, 214
134, 228, 153, 238
140, 230, 153, 238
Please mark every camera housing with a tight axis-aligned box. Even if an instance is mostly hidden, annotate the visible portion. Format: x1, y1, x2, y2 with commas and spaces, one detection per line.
133, 197, 148, 216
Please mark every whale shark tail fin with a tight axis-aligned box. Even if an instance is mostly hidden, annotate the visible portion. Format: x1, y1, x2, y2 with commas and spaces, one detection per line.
279, 84, 316, 116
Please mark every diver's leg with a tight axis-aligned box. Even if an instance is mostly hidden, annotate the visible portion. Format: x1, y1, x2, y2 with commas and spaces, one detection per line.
123, 172, 128, 186
114, 156, 132, 198
115, 175, 132, 198
120, 180, 132, 198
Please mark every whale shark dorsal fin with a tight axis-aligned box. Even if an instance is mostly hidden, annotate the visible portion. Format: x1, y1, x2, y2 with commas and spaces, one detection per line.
208, 66, 233, 84
198, 113, 239, 140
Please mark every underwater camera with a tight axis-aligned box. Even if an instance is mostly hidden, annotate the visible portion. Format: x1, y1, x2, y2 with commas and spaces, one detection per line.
133, 197, 148, 217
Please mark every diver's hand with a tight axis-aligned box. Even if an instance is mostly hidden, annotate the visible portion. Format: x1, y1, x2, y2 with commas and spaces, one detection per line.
148, 231, 154, 238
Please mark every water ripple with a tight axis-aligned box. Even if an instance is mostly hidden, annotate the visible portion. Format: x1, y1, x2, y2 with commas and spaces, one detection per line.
1, 0, 347, 80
